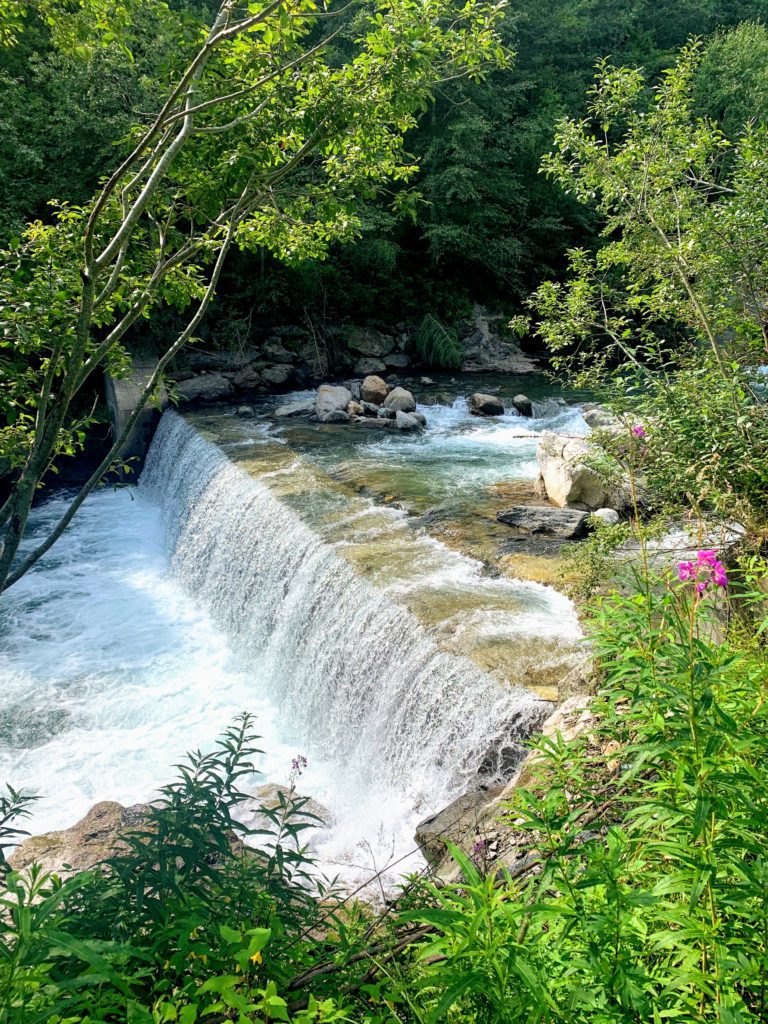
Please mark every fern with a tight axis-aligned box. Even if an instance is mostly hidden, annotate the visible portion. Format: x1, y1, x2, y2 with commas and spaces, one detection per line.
414, 313, 463, 369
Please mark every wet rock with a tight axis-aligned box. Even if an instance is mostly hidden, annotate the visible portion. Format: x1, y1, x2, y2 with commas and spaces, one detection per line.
377, 406, 396, 419
347, 400, 364, 417
415, 786, 502, 866
178, 372, 235, 403
383, 386, 416, 413
537, 432, 630, 511
316, 384, 352, 421
511, 696, 595, 792
357, 416, 395, 429
410, 411, 427, 426
354, 357, 388, 376
341, 380, 362, 401
275, 399, 315, 418
261, 364, 293, 386
420, 376, 435, 385
9, 801, 149, 877
235, 405, 254, 418
395, 410, 424, 431
513, 394, 533, 417
319, 409, 350, 424
592, 507, 620, 526
243, 784, 332, 829
469, 393, 504, 417
496, 505, 590, 539
360, 401, 381, 417
360, 375, 389, 405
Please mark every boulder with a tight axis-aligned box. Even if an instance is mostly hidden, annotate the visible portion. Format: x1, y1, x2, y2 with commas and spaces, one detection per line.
469, 393, 504, 417
591, 507, 620, 526
378, 406, 396, 419
360, 375, 389, 405
243, 784, 331, 829
319, 409, 350, 424
178, 372, 235, 403
395, 410, 424, 432
231, 364, 263, 389
537, 432, 630, 511
235, 405, 254, 418
347, 400, 364, 417
353, 357, 387, 376
261, 364, 293, 386
8, 801, 149, 877
360, 401, 381, 417
262, 342, 296, 364
357, 416, 395, 429
409, 411, 427, 426
415, 786, 502, 866
513, 394, 533, 417
383, 386, 416, 414
316, 384, 352, 420
460, 306, 537, 373
275, 399, 315, 418
581, 404, 622, 432
384, 353, 410, 369
496, 505, 590, 539
344, 327, 395, 358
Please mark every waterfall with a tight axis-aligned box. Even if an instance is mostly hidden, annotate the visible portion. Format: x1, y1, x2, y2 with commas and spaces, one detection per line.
140, 411, 549, 806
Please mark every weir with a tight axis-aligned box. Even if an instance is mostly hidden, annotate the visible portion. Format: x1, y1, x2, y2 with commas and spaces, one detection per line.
140, 411, 554, 800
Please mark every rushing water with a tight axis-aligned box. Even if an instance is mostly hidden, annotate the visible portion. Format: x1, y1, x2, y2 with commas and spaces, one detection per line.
0, 391, 585, 887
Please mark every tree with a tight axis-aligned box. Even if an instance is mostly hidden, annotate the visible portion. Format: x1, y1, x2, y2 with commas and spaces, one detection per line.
520, 44, 768, 528
0, 0, 506, 594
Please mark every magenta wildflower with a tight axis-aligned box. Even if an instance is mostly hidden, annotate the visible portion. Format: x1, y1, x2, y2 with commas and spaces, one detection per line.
677, 550, 728, 595
632, 424, 647, 438
291, 755, 308, 775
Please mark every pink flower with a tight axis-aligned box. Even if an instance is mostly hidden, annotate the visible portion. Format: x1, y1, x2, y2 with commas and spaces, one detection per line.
677, 550, 728, 596
632, 425, 646, 438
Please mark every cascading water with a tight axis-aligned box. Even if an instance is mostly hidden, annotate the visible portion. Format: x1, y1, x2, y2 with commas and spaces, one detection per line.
140, 411, 547, 798
0, 394, 583, 886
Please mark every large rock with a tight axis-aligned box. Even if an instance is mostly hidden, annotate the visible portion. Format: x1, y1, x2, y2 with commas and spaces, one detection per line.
360, 375, 389, 405
384, 353, 410, 369
231, 364, 263, 389
8, 801, 149, 877
581, 403, 621, 431
415, 786, 502, 866
469, 393, 504, 417
460, 306, 537, 374
537, 432, 630, 511
353, 357, 387, 376
177, 372, 234, 403
240, 784, 331, 831
496, 505, 590, 539
261, 364, 293, 386
344, 327, 395, 358
395, 410, 424, 432
383, 386, 416, 414
315, 384, 352, 422
262, 341, 296, 364
513, 394, 533, 417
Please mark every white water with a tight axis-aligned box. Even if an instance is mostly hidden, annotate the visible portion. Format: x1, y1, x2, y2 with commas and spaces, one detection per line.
1, 404, 582, 887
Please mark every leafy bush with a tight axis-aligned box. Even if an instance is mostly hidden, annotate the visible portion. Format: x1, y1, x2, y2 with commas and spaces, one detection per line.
399, 559, 768, 1022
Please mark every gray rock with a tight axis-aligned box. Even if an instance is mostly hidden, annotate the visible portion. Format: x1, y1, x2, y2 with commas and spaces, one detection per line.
377, 406, 396, 419
415, 787, 502, 866
396, 410, 424, 431
460, 306, 537, 373
513, 394, 533, 417
496, 505, 590, 539
316, 384, 352, 418
354, 357, 387, 376
231, 364, 263, 389
384, 353, 410, 369
537, 432, 631, 511
591, 507, 620, 526
469, 392, 504, 416
344, 327, 395, 358
275, 399, 315, 418
420, 391, 455, 407
408, 410, 427, 426
318, 409, 351, 424
581, 403, 621, 430
235, 405, 254, 418
357, 416, 395, 429
178, 372, 234, 403
383, 386, 416, 413
261, 363, 293, 386
360, 375, 389, 405
420, 376, 435, 385
360, 401, 381, 417
262, 342, 296, 364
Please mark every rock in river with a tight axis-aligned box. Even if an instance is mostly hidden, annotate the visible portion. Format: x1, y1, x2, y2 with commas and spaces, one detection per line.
496, 505, 590, 539
396, 410, 424, 432
316, 384, 352, 422
383, 386, 416, 413
513, 394, 533, 417
360, 374, 389, 405
469, 393, 504, 416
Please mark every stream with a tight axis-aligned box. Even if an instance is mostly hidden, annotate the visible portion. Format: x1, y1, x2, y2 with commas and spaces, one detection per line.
0, 380, 587, 887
